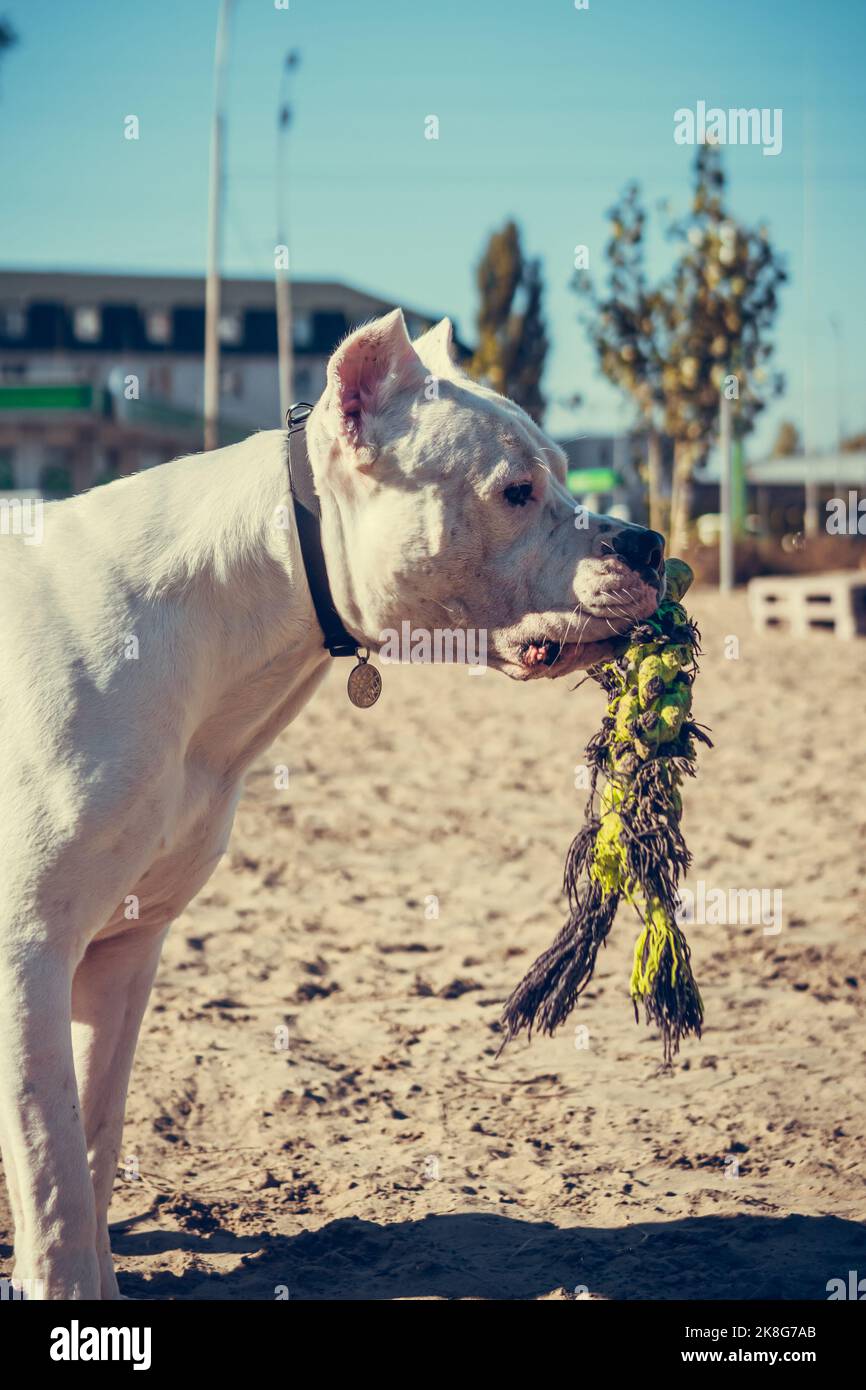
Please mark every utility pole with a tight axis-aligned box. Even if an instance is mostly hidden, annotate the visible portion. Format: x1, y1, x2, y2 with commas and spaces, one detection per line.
829, 315, 846, 495
203, 0, 234, 454
276, 51, 300, 424
719, 387, 734, 593
802, 105, 819, 537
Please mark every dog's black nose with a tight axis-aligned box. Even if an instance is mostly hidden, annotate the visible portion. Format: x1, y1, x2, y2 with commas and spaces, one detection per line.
612, 526, 665, 574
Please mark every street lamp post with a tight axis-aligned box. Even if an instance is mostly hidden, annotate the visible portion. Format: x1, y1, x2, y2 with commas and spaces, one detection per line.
276, 51, 300, 424
203, 0, 234, 454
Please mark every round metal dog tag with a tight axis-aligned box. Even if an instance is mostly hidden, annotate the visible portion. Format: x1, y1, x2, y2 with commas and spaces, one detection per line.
347, 657, 382, 709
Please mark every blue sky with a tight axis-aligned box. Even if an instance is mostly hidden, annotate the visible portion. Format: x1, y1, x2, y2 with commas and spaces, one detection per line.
1, 0, 864, 450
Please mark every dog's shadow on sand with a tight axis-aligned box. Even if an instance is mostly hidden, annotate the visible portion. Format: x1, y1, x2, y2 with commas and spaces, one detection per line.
105, 1209, 866, 1300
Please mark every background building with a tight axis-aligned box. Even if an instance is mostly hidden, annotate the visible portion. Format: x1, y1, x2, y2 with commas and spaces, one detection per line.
557, 430, 673, 524
0, 270, 462, 496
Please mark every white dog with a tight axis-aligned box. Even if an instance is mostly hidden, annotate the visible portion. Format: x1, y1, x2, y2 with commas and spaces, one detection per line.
0, 310, 664, 1299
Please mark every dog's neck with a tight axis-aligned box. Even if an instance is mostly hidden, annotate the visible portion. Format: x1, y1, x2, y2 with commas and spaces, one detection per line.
72, 429, 334, 778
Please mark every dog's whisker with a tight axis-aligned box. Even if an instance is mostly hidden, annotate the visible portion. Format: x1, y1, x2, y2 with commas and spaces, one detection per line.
549, 599, 590, 665
429, 598, 467, 626
544, 610, 578, 671
560, 603, 581, 645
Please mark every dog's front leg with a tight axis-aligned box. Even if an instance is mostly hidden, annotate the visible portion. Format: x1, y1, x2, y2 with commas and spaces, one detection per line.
71, 925, 168, 1300
0, 943, 101, 1299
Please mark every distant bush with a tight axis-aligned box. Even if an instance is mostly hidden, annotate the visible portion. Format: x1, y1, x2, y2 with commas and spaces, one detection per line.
39, 464, 74, 499
689, 533, 866, 587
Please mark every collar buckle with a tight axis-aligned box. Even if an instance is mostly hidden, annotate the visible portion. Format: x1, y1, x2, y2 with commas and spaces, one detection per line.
287, 401, 314, 433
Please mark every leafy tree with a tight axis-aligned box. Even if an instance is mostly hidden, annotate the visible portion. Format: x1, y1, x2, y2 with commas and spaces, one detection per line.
771, 420, 802, 457
576, 142, 787, 549
574, 182, 668, 529
0, 17, 16, 70
662, 144, 786, 547
470, 220, 548, 424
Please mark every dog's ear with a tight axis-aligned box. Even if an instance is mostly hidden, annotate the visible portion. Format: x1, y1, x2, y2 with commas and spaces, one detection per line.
325, 309, 426, 457
413, 317, 459, 378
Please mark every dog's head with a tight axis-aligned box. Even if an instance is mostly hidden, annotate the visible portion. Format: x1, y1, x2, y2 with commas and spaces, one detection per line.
306, 309, 664, 677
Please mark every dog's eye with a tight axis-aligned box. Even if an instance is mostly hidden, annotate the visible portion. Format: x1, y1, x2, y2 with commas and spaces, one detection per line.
504, 481, 533, 507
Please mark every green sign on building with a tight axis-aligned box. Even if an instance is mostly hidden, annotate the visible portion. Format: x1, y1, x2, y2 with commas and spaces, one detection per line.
0, 383, 94, 411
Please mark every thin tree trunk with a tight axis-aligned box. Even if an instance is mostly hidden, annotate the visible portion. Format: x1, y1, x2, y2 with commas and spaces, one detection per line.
647, 428, 665, 536
669, 439, 694, 556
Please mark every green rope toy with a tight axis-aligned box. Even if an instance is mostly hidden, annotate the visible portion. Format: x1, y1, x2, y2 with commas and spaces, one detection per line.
501, 558, 711, 1064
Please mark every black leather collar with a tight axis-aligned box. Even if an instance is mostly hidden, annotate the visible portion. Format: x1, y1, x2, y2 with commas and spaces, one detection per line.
286, 403, 360, 659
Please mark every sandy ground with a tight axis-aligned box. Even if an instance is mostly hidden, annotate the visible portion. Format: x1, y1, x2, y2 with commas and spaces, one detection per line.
2, 589, 865, 1300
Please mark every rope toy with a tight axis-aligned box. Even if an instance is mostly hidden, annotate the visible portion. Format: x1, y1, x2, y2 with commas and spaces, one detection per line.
500, 558, 711, 1064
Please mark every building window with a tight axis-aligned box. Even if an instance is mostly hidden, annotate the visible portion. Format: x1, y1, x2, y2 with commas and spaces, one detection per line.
218, 312, 242, 346
245, 308, 277, 353
146, 309, 171, 345
0, 449, 16, 490
147, 366, 173, 399
173, 307, 204, 351
293, 313, 313, 349
73, 306, 101, 342
313, 311, 348, 350
220, 367, 244, 399
94, 448, 120, 488
294, 367, 311, 397
40, 448, 74, 499
0, 305, 26, 339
